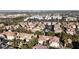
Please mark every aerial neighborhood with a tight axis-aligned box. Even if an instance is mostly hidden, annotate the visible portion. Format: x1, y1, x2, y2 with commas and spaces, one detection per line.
0, 10, 79, 49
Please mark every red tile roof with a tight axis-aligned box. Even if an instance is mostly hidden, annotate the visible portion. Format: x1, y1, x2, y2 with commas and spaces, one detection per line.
38, 35, 52, 41
33, 44, 48, 49
2, 32, 17, 36
50, 36, 60, 43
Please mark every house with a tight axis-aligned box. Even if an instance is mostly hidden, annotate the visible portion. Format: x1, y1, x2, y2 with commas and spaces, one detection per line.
63, 22, 77, 35
45, 15, 51, 20
2, 31, 17, 40
38, 35, 52, 44
66, 29, 76, 35
54, 23, 62, 33
14, 25, 20, 30
49, 36, 60, 48
7, 41, 13, 45
33, 44, 48, 49
65, 17, 77, 21
67, 39, 72, 44
52, 14, 62, 20
4, 26, 11, 30
16, 33, 35, 42
4, 25, 15, 31
0, 23, 4, 28
29, 15, 43, 20
31, 27, 42, 32
24, 17, 29, 21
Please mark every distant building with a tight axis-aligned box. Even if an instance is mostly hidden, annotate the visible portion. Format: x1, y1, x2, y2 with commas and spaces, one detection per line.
65, 17, 77, 21
52, 14, 62, 20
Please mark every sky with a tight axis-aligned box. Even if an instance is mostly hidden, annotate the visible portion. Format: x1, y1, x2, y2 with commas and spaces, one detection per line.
0, 0, 79, 10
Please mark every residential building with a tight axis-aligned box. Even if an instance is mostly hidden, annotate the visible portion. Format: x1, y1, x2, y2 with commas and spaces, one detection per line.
49, 36, 60, 48
33, 44, 48, 49
2, 31, 17, 40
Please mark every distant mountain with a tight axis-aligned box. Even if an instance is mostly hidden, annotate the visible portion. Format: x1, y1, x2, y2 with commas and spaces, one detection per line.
0, 10, 79, 14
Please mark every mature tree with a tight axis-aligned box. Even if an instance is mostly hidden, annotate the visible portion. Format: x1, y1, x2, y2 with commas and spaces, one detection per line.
19, 40, 29, 49
66, 43, 73, 49
0, 28, 4, 33
27, 38, 38, 48
72, 34, 79, 42
46, 31, 55, 36
12, 39, 21, 48
34, 31, 44, 35
16, 27, 26, 33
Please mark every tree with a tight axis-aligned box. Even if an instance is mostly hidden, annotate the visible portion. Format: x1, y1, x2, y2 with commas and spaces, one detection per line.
61, 32, 69, 40
12, 39, 21, 48
19, 41, 29, 49
34, 31, 44, 35
16, 26, 26, 33
26, 30, 33, 34
27, 38, 38, 48
60, 32, 70, 46
55, 33, 61, 37
0, 28, 4, 33
66, 43, 73, 49
71, 34, 79, 42
46, 31, 55, 36
43, 40, 50, 46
